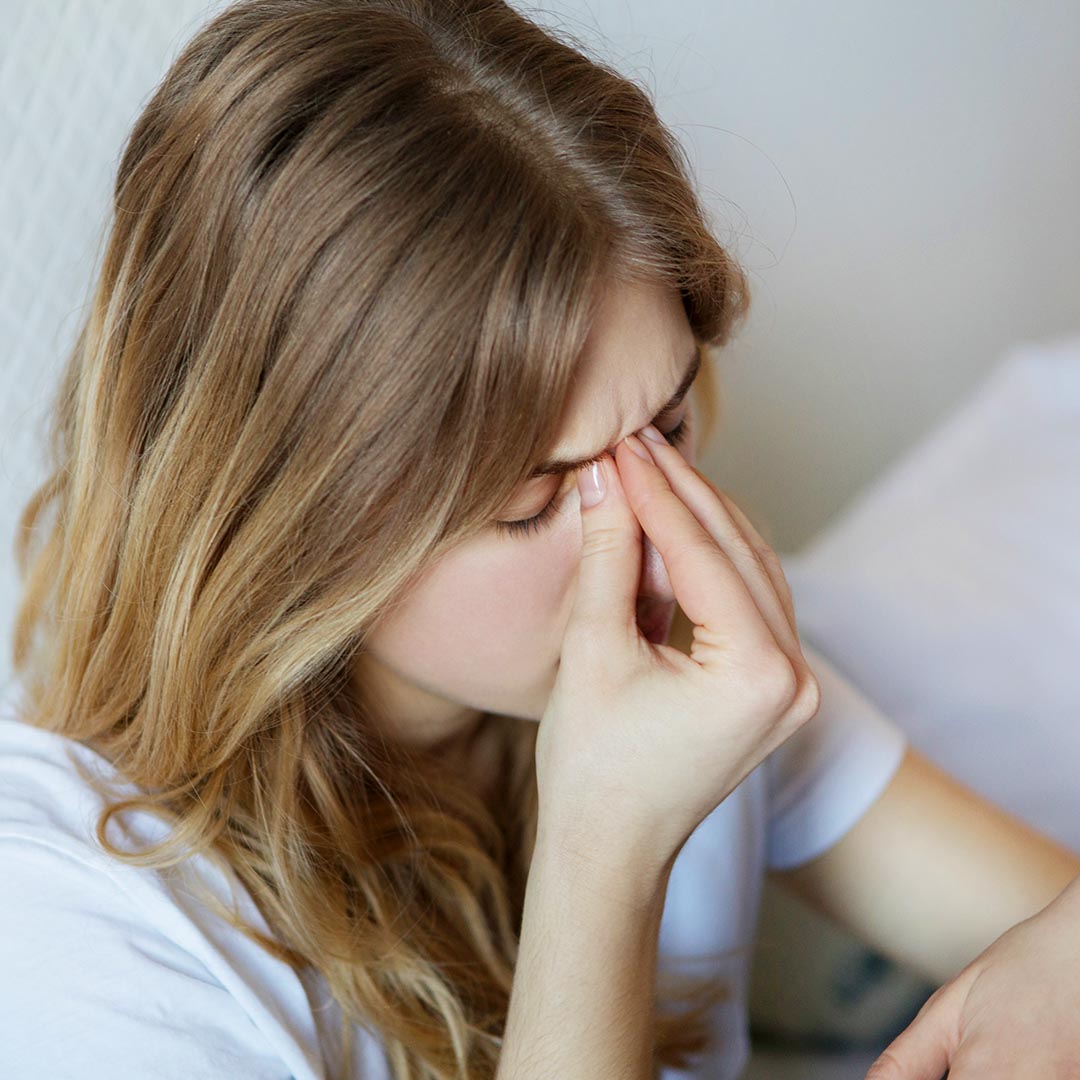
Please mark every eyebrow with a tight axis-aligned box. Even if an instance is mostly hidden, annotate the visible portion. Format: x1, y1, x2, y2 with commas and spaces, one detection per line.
528, 343, 702, 479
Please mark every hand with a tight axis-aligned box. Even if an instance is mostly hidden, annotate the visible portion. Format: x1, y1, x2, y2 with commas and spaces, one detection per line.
534, 423, 822, 872
865, 874, 1080, 1079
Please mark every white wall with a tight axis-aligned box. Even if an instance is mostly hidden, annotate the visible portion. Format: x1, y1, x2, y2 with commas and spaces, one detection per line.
2, 0, 1078, 690
523, 0, 1080, 552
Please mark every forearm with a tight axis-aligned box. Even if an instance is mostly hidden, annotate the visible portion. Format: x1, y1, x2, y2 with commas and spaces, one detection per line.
865, 759, 1080, 984
771, 746, 1080, 986
496, 820, 673, 1080
883, 814, 1079, 986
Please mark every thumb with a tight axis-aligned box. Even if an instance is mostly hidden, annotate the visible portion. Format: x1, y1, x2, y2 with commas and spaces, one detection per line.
566, 449, 643, 653
865, 980, 961, 1080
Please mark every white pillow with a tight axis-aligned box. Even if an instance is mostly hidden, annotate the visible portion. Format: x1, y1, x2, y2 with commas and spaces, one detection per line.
783, 332, 1080, 853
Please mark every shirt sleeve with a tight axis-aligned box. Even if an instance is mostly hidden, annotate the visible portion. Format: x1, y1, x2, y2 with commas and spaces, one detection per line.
764, 640, 909, 871
0, 837, 294, 1080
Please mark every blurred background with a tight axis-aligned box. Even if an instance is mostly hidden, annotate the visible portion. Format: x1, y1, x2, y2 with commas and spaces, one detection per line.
2, 3, 1078, 1077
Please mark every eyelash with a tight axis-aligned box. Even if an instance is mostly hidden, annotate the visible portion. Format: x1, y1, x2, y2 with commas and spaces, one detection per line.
494, 412, 692, 540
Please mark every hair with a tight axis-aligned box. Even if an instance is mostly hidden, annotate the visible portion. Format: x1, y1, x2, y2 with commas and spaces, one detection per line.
11, 1, 753, 1076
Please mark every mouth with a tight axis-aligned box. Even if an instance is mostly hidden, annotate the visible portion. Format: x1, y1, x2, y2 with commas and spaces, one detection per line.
636, 601, 676, 645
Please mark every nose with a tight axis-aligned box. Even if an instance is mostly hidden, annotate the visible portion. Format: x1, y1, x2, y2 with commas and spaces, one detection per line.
638, 532, 676, 606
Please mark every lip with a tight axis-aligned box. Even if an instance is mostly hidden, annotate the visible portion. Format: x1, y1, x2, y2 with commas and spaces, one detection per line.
637, 601, 676, 645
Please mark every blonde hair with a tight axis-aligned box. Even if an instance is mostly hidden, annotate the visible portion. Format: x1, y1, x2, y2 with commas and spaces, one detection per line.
12, 1, 752, 1076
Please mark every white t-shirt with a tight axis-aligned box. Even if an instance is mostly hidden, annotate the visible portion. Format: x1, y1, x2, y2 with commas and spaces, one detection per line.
0, 640, 907, 1079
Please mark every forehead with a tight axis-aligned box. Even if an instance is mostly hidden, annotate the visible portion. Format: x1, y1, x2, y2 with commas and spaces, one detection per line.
549, 277, 694, 460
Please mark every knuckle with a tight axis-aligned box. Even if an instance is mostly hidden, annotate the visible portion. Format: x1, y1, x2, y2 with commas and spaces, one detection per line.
579, 523, 626, 560
751, 650, 800, 708
758, 544, 785, 575
686, 529, 723, 563
662, 529, 718, 578
635, 477, 676, 517
723, 518, 774, 578
792, 664, 823, 722
729, 533, 760, 568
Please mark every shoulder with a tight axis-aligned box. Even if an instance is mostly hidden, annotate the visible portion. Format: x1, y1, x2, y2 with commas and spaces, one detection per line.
0, 700, 126, 863
0, 696, 326, 1079
0, 832, 302, 1078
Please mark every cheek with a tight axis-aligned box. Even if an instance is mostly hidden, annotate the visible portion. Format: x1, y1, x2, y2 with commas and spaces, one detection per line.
366, 520, 581, 689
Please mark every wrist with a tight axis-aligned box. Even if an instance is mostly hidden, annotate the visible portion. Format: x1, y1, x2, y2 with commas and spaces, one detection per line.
531, 812, 676, 913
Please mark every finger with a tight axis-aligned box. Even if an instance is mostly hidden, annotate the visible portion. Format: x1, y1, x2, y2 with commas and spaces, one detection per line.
568, 451, 644, 652
613, 434, 783, 663
715, 489, 800, 638
864, 982, 960, 1080
638, 424, 801, 658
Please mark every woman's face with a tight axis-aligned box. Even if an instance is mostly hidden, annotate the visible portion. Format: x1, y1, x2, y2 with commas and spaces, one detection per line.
351, 276, 700, 757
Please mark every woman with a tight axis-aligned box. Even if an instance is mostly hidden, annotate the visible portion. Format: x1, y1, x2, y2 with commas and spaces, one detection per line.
0, 2, 1075, 1079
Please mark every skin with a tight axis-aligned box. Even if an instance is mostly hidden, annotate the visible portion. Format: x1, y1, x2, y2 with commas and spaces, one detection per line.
350, 276, 701, 795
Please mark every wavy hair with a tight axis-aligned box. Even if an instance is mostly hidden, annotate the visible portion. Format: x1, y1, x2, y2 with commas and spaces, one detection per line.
11, 0, 752, 1076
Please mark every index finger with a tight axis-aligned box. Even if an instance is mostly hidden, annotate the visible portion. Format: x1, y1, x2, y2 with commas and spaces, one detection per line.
614, 435, 781, 661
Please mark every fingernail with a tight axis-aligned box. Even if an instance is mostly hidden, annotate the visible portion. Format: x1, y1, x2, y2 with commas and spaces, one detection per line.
624, 433, 652, 460
640, 423, 666, 444
577, 458, 606, 507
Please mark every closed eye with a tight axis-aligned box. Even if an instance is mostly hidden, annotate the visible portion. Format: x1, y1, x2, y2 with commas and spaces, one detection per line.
493, 412, 692, 540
